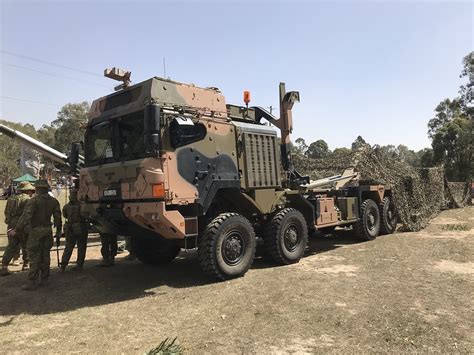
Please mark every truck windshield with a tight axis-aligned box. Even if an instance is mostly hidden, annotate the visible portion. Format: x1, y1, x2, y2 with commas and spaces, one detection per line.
117, 111, 145, 160
84, 110, 150, 165
84, 121, 114, 165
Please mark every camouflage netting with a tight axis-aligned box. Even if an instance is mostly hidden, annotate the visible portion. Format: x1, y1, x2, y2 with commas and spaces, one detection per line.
293, 146, 471, 232
445, 181, 472, 208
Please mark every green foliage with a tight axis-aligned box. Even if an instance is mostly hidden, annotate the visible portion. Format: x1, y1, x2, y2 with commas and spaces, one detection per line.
0, 119, 38, 186
351, 135, 369, 150
146, 338, 183, 355
431, 116, 471, 181
306, 139, 330, 159
51, 102, 89, 153
427, 99, 463, 139
427, 51, 473, 182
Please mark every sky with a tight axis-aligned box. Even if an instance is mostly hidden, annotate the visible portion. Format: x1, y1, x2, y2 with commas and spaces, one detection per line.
0, 0, 472, 151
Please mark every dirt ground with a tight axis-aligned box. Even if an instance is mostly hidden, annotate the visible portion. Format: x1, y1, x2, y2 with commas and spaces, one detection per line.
0, 207, 473, 354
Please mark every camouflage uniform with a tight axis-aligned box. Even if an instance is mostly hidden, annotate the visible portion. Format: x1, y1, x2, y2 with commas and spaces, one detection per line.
16, 180, 62, 289
98, 233, 118, 267
60, 191, 88, 270
1, 182, 34, 276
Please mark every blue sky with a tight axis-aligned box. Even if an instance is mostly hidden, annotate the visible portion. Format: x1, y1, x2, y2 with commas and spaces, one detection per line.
1, 0, 472, 150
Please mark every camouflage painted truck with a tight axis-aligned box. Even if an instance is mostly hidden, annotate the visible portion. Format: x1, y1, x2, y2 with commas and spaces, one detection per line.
0, 69, 397, 280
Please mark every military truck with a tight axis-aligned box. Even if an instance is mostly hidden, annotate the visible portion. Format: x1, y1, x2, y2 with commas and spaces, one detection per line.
0, 70, 397, 280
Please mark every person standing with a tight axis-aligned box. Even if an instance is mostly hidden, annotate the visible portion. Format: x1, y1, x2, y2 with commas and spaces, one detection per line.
13, 180, 62, 290
98, 233, 118, 267
60, 190, 88, 271
1, 181, 35, 276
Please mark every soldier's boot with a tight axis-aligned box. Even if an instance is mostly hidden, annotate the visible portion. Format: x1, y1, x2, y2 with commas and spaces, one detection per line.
97, 258, 110, 267
109, 257, 115, 266
21, 280, 38, 291
21, 261, 29, 271
60, 262, 67, 271
10, 257, 20, 266
0, 265, 11, 276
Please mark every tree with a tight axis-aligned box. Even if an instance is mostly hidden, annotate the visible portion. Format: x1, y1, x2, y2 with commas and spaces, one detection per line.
427, 52, 473, 181
418, 148, 434, 168
332, 147, 351, 156
51, 102, 89, 153
427, 98, 463, 138
294, 137, 308, 155
351, 136, 369, 150
0, 119, 38, 186
432, 116, 471, 181
306, 139, 330, 159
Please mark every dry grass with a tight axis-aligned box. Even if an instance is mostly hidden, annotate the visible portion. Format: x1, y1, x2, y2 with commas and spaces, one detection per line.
0, 207, 472, 353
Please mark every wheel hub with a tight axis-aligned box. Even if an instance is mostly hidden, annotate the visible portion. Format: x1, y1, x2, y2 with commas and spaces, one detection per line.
223, 232, 244, 265
367, 211, 376, 231
284, 225, 299, 251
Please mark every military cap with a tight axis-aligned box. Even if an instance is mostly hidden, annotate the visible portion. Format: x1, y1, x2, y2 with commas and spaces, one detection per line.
18, 182, 35, 191
34, 179, 50, 189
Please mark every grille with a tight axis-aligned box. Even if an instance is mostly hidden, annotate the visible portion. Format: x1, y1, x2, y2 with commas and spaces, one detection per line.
243, 132, 280, 188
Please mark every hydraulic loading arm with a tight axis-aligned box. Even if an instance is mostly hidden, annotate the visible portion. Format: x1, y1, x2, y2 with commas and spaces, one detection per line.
251, 83, 309, 187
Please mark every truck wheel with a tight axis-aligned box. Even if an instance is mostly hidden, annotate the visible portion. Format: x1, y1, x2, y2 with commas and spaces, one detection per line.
198, 213, 256, 280
379, 196, 397, 234
131, 237, 180, 265
263, 208, 308, 265
354, 199, 380, 241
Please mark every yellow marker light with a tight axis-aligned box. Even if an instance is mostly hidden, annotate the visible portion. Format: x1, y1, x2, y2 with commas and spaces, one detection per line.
152, 183, 165, 199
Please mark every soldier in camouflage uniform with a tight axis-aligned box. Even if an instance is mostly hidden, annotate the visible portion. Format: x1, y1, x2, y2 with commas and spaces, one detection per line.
14, 180, 62, 290
60, 190, 88, 271
1, 181, 35, 276
98, 233, 118, 267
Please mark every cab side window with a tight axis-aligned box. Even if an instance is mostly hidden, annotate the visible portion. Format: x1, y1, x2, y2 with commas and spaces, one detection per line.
169, 116, 206, 148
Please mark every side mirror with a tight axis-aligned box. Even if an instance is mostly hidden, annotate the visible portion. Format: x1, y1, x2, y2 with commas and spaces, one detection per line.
68, 142, 81, 176
144, 104, 160, 154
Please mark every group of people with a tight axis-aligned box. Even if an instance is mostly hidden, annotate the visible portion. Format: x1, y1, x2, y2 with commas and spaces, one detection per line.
1, 180, 134, 290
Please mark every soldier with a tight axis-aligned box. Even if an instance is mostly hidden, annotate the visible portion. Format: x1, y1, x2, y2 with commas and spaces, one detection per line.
98, 233, 118, 267
1, 181, 35, 276
60, 190, 88, 271
13, 179, 62, 290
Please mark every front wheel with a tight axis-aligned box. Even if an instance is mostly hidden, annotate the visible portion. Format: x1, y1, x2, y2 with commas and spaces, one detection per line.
198, 213, 256, 280
263, 208, 308, 265
354, 199, 380, 241
131, 237, 180, 265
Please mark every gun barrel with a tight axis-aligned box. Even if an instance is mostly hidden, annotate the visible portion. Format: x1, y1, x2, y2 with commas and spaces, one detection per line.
0, 123, 69, 165
303, 173, 357, 190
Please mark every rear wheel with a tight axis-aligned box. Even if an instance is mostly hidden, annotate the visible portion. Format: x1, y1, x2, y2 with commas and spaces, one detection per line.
263, 208, 308, 265
131, 237, 180, 265
379, 196, 397, 234
354, 199, 380, 241
198, 213, 256, 280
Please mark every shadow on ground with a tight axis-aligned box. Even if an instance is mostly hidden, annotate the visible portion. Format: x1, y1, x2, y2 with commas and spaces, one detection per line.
0, 229, 364, 317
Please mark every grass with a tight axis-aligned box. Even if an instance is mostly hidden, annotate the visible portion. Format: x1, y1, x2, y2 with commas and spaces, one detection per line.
441, 224, 470, 231
146, 338, 183, 355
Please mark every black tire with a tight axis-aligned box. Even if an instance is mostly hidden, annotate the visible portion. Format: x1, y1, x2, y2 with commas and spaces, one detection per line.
354, 199, 380, 241
263, 208, 308, 265
198, 213, 256, 280
379, 196, 397, 235
318, 226, 336, 235
131, 237, 180, 265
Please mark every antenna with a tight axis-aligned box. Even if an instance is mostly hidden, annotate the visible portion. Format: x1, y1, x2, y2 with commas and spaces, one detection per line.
163, 57, 166, 78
